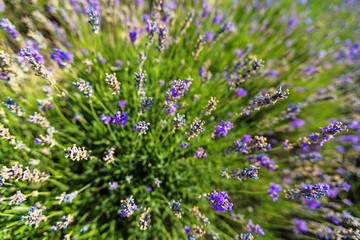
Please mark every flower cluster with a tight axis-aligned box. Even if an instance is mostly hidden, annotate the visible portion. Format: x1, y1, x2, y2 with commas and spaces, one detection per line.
55, 191, 78, 204
87, 7, 100, 34
207, 190, 233, 212
164, 78, 192, 115
139, 208, 151, 231
267, 183, 282, 201
64, 144, 91, 161
247, 154, 277, 170
119, 196, 137, 218
213, 120, 233, 137
105, 73, 120, 95
194, 147, 207, 158
285, 183, 330, 200
247, 220, 265, 236
240, 87, 289, 115
0, 162, 49, 186
187, 118, 205, 140
191, 206, 210, 225
50, 48, 73, 69
2, 97, 24, 116
73, 78, 94, 98
20, 203, 47, 228
51, 215, 74, 231
112, 111, 128, 126
133, 121, 150, 135
9, 190, 27, 205
170, 200, 183, 218
0, 18, 19, 39
222, 165, 260, 181
231, 135, 270, 154
228, 56, 264, 89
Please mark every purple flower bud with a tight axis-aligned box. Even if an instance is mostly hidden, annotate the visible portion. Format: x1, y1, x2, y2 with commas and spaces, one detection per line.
99, 114, 111, 124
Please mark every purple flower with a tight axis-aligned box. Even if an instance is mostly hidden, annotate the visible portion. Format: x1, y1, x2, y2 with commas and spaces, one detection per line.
108, 181, 119, 190
303, 66, 318, 76
180, 142, 188, 149
195, 147, 207, 158
164, 102, 177, 115
166, 79, 192, 102
301, 183, 329, 199
212, 11, 222, 24
129, 28, 137, 43
184, 226, 191, 234
0, 18, 19, 39
342, 182, 351, 191
242, 134, 252, 143
214, 120, 233, 137
248, 154, 277, 170
87, 7, 100, 34
293, 219, 308, 234
118, 100, 126, 109
303, 199, 321, 209
208, 190, 233, 212
204, 31, 214, 42
112, 111, 128, 126
99, 114, 111, 124
336, 145, 345, 153
291, 118, 305, 128
247, 220, 265, 235
201, 1, 211, 18
235, 88, 247, 97
286, 15, 297, 36
119, 196, 137, 218
267, 183, 282, 201
115, 60, 122, 70
50, 48, 73, 69
19, 47, 45, 64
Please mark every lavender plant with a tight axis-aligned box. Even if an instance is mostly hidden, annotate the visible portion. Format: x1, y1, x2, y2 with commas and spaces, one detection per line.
0, 0, 359, 239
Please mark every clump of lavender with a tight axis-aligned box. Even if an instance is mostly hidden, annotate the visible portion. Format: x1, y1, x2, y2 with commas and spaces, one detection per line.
0, 0, 358, 239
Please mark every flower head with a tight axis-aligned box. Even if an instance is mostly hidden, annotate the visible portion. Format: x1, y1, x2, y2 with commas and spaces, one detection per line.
119, 196, 137, 218
208, 190, 233, 212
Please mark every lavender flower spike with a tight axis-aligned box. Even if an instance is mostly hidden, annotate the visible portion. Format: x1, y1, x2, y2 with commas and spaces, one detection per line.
87, 7, 100, 34
0, 18, 19, 39
208, 190, 233, 212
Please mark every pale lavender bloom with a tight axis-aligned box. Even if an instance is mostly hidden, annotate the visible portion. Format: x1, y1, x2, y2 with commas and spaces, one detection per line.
247, 220, 265, 235
236, 88, 247, 97
118, 100, 126, 109
267, 183, 282, 201
286, 15, 297, 36
99, 114, 111, 124
293, 219, 308, 234
214, 120, 233, 137
0, 18, 19, 39
109, 181, 119, 190
291, 118, 305, 128
195, 147, 207, 158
